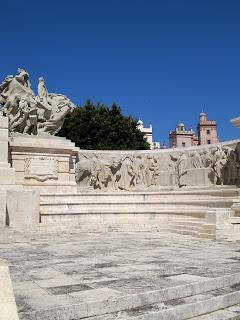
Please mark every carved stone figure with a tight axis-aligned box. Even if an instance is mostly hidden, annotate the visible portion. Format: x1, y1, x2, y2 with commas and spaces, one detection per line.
212, 147, 227, 185
0, 69, 75, 135
201, 149, 213, 168
190, 151, 203, 169
145, 155, 155, 187
75, 158, 92, 189
225, 149, 238, 185
118, 156, 135, 190
98, 159, 113, 189
133, 155, 146, 187
110, 157, 122, 189
152, 156, 160, 186
176, 152, 188, 187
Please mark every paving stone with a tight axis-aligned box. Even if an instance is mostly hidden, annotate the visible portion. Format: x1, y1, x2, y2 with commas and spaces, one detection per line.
1, 231, 240, 319
47, 283, 93, 295
167, 274, 209, 282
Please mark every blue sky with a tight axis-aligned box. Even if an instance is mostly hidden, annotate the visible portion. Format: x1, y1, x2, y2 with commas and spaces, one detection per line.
1, 0, 240, 145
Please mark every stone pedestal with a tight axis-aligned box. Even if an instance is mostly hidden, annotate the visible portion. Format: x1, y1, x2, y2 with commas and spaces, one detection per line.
185, 168, 213, 186
9, 134, 78, 193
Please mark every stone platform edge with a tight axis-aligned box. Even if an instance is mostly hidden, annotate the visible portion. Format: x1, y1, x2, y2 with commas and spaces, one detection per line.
20, 272, 240, 320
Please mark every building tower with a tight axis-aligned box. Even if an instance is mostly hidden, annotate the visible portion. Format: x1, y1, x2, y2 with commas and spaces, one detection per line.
197, 112, 219, 145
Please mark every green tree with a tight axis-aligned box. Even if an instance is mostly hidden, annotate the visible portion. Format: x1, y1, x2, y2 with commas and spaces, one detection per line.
58, 100, 150, 150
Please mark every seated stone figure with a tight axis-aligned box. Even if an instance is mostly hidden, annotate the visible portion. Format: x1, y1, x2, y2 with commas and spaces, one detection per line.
0, 68, 75, 135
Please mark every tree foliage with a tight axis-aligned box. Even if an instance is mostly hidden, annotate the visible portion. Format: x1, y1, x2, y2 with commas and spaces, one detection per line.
58, 100, 150, 150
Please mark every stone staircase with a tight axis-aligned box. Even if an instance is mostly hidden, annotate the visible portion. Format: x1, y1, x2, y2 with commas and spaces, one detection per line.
38, 187, 240, 239
19, 272, 240, 320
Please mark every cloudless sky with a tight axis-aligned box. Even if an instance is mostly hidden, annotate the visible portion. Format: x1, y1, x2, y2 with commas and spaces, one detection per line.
1, 0, 240, 145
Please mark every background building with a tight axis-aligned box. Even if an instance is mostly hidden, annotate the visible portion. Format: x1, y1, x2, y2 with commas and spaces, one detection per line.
169, 123, 198, 148
169, 112, 219, 148
197, 112, 219, 145
137, 120, 160, 149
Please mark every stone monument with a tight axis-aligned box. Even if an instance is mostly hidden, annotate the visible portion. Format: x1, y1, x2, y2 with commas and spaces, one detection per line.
0, 68, 240, 242
0, 68, 78, 193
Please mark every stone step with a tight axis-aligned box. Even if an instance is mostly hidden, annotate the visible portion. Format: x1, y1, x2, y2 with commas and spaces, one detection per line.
39, 187, 240, 198
83, 288, 240, 320
18, 273, 240, 320
40, 207, 210, 216
167, 227, 204, 236
168, 220, 212, 227
38, 222, 216, 238
40, 194, 221, 200
168, 223, 216, 232
167, 229, 216, 240
39, 199, 234, 208
38, 222, 172, 233
189, 304, 240, 319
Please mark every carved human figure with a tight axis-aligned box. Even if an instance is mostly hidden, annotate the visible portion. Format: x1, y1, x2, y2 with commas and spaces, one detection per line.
97, 159, 113, 189
133, 155, 146, 187
201, 149, 213, 168
212, 147, 227, 185
225, 149, 238, 185
9, 96, 37, 134
38, 77, 48, 99
0, 75, 14, 105
152, 156, 160, 186
38, 94, 74, 135
15, 68, 32, 90
4, 94, 21, 123
190, 151, 203, 169
145, 155, 155, 187
75, 157, 92, 189
118, 156, 135, 190
110, 157, 122, 190
176, 152, 188, 187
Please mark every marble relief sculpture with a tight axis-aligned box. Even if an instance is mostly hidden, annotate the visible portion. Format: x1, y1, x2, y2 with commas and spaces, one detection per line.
76, 143, 240, 191
0, 68, 75, 135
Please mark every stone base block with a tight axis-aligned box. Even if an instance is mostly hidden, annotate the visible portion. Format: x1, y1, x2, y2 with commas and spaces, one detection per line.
185, 168, 213, 186
0, 165, 15, 185
6, 190, 40, 232
158, 172, 176, 186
